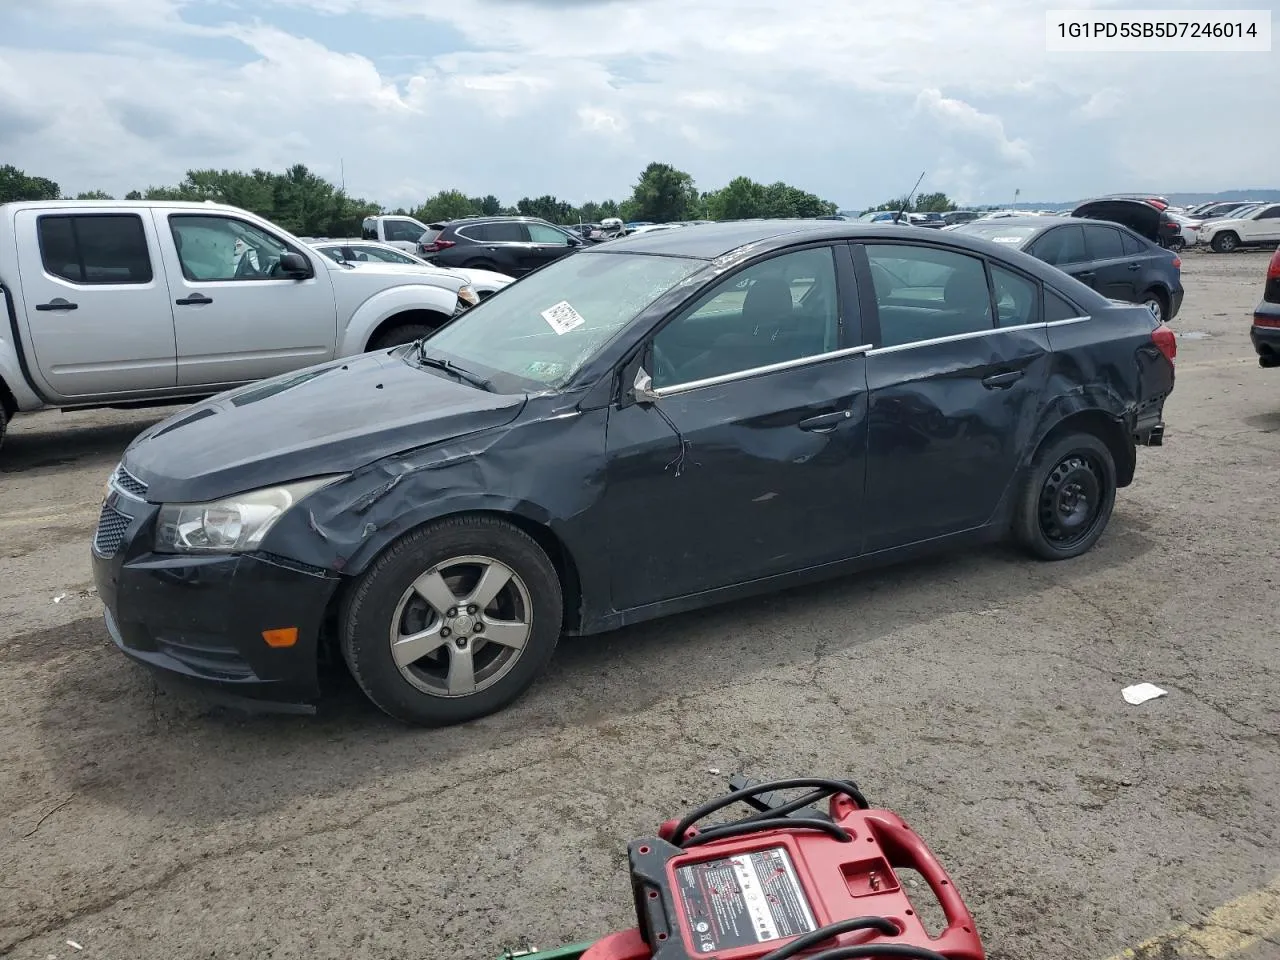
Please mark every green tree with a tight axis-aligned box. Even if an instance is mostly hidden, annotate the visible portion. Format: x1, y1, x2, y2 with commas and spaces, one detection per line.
0, 164, 59, 202
124, 189, 143, 200
913, 191, 956, 213
470, 194, 503, 216
515, 194, 576, 223
871, 196, 914, 213
705, 176, 768, 220
627, 162, 699, 222
74, 190, 114, 200
414, 189, 478, 223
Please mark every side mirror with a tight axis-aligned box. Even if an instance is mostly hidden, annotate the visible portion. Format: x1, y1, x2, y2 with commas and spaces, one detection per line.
631, 366, 660, 404
279, 252, 311, 278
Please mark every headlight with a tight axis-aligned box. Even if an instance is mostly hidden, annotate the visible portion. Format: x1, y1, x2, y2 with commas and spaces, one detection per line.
457, 284, 479, 308
155, 476, 344, 554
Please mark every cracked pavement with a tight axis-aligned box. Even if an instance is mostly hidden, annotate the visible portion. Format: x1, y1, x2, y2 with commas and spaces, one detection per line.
1, 250, 1277, 960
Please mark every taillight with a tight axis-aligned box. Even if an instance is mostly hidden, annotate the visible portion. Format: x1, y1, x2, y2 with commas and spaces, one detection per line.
1172, 256, 1182, 270
1268, 249, 1280, 281
1152, 323, 1177, 363
421, 238, 456, 253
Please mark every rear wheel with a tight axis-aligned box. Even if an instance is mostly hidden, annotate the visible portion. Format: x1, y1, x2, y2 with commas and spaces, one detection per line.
462, 259, 499, 272
1140, 289, 1167, 324
340, 516, 563, 726
1211, 232, 1239, 253
1015, 433, 1116, 560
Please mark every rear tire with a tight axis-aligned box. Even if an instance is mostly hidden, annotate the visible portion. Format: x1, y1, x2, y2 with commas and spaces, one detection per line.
369, 323, 435, 351
1211, 232, 1239, 253
1140, 289, 1167, 324
462, 259, 499, 272
1015, 433, 1116, 561
340, 516, 563, 726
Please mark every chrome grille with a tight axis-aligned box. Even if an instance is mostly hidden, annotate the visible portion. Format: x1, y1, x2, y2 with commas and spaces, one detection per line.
111, 465, 148, 499
93, 503, 130, 557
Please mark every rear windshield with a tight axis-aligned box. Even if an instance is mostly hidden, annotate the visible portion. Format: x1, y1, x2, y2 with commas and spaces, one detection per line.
954, 223, 1041, 245
418, 228, 443, 244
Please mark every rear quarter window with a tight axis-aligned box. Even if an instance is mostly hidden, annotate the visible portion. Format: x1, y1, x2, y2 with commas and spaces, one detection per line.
1045, 289, 1082, 322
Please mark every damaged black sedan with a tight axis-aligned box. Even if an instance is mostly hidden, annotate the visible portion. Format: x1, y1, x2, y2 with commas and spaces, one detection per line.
92, 221, 1177, 725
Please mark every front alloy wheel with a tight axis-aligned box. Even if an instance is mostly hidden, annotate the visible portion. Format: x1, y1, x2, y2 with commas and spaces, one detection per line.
341, 516, 563, 725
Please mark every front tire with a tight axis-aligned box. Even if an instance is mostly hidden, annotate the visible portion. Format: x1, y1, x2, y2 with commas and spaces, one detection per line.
1015, 433, 1117, 560
1211, 232, 1239, 253
340, 516, 563, 726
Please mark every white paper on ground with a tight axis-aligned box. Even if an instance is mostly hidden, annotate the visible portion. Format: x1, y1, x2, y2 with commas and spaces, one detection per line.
1122, 683, 1168, 705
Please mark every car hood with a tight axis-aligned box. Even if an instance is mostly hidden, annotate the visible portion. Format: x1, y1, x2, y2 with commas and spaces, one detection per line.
123, 350, 527, 504
327, 260, 465, 292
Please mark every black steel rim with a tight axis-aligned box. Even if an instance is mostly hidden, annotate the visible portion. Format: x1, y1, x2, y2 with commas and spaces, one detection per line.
1038, 452, 1105, 547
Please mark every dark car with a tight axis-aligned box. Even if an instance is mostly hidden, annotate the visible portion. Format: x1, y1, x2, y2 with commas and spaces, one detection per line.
1251, 246, 1280, 367
952, 216, 1183, 324
417, 216, 585, 277
92, 220, 1176, 726
944, 210, 980, 226
1072, 197, 1183, 250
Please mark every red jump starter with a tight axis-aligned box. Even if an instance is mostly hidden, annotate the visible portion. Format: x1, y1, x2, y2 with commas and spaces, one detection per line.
577, 777, 985, 960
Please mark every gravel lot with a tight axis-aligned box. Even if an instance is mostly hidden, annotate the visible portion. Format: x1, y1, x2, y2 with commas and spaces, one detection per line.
1, 250, 1277, 960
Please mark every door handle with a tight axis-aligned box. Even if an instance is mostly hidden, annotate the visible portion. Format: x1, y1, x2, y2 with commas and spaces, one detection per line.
1076, 271, 1095, 282
35, 298, 77, 311
798, 409, 853, 432
1127, 262, 1141, 271
982, 370, 1024, 390
175, 294, 213, 305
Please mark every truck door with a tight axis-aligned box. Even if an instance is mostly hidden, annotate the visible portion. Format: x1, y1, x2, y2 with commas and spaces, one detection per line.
158, 211, 338, 388
13, 208, 176, 400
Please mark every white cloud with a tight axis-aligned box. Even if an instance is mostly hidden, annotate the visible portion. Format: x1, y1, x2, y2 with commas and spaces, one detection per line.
1, 0, 1275, 210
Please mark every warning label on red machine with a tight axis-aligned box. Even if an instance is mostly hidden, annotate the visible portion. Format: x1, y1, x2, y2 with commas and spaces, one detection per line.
674, 846, 817, 953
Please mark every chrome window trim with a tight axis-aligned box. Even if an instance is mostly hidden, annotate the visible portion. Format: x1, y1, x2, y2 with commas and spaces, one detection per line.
652, 344, 874, 399
866, 315, 1091, 356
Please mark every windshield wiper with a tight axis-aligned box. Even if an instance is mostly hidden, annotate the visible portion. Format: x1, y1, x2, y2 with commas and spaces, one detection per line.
415, 347, 493, 391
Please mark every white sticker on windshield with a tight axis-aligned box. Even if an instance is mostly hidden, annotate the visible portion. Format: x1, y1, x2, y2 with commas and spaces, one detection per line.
991, 236, 1024, 243
541, 300, 585, 335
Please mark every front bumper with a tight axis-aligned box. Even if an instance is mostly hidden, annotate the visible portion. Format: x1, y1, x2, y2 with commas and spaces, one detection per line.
1251, 302, 1280, 366
91, 491, 341, 709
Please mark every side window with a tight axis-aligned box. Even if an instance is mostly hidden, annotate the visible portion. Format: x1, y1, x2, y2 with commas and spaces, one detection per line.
990, 265, 1038, 327
1032, 225, 1087, 266
361, 219, 377, 240
318, 247, 346, 264
1084, 225, 1124, 261
650, 247, 841, 389
169, 215, 300, 281
865, 244, 992, 348
1120, 231, 1145, 256
483, 221, 528, 243
37, 214, 153, 285
1044, 289, 1081, 322
528, 223, 571, 245
1257, 206, 1280, 220
385, 219, 425, 242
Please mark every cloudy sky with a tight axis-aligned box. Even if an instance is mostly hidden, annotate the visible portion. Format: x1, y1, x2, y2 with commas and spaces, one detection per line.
2, 0, 1276, 211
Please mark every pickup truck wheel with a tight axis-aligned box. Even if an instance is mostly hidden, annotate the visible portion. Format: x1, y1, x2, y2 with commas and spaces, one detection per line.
1015, 433, 1116, 561
370, 323, 434, 350
339, 516, 563, 726
1211, 232, 1239, 253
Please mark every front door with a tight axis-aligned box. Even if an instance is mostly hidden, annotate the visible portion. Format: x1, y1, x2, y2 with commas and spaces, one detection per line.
160, 212, 338, 388
857, 241, 1051, 551
526, 222, 578, 271
1245, 205, 1280, 243
13, 209, 176, 399
604, 245, 871, 611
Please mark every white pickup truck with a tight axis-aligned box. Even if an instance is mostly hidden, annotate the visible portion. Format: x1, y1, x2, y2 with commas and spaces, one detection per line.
360, 214, 434, 252
0, 200, 474, 450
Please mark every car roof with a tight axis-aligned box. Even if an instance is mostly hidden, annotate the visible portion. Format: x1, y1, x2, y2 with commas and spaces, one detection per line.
438, 216, 550, 227
963, 216, 1070, 229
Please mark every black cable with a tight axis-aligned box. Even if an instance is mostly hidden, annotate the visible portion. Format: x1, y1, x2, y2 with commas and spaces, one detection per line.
780, 947, 951, 960
679, 817, 851, 848
736, 787, 833, 825
756, 918, 901, 960
671, 778, 868, 844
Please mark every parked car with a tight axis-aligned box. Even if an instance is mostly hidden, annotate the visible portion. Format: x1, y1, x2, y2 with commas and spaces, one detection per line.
416, 216, 586, 277
1197, 203, 1280, 253
1165, 212, 1202, 249
912, 212, 946, 229
953, 216, 1183, 323
1251, 246, 1280, 367
360, 214, 433, 252
0, 201, 472, 451
91, 219, 1175, 725
1071, 197, 1183, 250
310, 239, 513, 300
1188, 200, 1262, 219
944, 210, 980, 226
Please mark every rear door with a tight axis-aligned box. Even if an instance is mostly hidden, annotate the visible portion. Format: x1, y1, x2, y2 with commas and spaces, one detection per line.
856, 240, 1052, 551
1081, 224, 1135, 301
159, 211, 338, 388
13, 208, 176, 399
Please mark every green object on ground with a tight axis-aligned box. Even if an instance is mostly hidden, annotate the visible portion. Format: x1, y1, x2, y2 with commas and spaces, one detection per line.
496, 942, 593, 960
